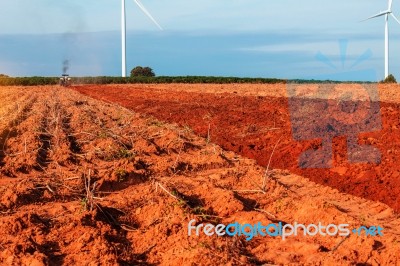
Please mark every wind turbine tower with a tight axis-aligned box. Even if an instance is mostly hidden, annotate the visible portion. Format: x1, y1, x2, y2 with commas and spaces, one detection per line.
364, 0, 400, 79
121, 0, 163, 77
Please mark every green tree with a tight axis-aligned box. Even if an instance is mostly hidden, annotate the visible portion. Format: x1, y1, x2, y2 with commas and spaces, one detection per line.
130, 66, 155, 77
381, 74, 397, 83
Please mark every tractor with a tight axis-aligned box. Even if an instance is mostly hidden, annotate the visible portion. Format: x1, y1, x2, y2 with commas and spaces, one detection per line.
60, 74, 71, 87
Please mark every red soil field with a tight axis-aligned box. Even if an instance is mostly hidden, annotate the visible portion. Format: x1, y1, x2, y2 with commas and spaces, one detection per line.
1, 85, 399, 265
74, 84, 400, 213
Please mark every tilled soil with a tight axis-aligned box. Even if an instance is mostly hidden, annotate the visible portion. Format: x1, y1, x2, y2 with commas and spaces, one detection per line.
0, 85, 399, 265
74, 83, 400, 213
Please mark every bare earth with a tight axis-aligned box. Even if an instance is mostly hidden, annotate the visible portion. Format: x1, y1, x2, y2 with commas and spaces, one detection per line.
0, 85, 399, 265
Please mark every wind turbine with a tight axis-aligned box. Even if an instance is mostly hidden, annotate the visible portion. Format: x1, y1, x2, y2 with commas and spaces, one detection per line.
121, 0, 163, 77
364, 0, 400, 79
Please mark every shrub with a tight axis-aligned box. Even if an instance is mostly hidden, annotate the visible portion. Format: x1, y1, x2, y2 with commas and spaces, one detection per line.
381, 74, 397, 84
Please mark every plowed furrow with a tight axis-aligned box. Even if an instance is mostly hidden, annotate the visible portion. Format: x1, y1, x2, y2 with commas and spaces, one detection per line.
0, 93, 38, 173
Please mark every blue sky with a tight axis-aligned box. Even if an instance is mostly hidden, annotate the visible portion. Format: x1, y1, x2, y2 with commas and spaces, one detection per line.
1, 0, 400, 81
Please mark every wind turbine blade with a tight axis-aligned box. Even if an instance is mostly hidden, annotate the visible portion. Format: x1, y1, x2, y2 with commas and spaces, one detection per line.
133, 0, 163, 30
391, 13, 400, 25
362, 11, 390, 21
389, 0, 393, 11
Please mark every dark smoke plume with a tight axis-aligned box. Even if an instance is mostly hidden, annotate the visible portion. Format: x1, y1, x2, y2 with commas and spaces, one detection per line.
63, 60, 69, 74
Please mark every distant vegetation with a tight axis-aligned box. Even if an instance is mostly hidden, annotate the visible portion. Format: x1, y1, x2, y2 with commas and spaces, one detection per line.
72, 76, 286, 84
130, 66, 155, 77
0, 76, 286, 86
0, 75, 379, 86
0, 76, 58, 86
